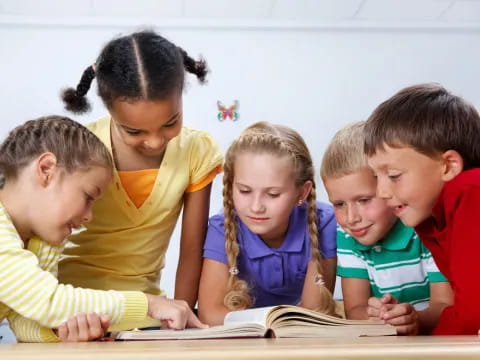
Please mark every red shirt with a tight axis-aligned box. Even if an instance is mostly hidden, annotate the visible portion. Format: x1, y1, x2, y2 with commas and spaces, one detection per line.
415, 168, 480, 335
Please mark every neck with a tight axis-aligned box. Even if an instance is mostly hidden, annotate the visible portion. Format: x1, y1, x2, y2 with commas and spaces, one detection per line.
0, 181, 33, 243
259, 223, 289, 249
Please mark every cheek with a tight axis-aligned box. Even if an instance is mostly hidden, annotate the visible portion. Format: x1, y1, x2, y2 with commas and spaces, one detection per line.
362, 201, 391, 223
165, 126, 182, 140
333, 208, 347, 227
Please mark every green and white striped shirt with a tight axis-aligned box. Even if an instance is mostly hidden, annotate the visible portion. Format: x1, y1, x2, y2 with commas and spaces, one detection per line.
337, 220, 446, 310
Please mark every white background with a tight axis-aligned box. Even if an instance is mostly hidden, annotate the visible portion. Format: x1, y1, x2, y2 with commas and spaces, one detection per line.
0, 0, 479, 300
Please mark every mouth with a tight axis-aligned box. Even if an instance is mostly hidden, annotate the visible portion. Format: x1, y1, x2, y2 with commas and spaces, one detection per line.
247, 216, 269, 223
349, 224, 372, 237
391, 204, 406, 216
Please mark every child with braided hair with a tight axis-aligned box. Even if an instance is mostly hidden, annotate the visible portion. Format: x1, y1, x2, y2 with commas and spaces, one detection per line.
58, 30, 222, 309
0, 116, 206, 343
198, 122, 337, 325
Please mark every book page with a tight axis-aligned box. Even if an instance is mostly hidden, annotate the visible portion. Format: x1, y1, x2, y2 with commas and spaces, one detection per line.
112, 323, 267, 340
224, 306, 276, 326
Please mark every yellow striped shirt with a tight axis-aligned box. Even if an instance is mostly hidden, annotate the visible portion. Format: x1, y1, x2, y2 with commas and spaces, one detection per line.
0, 202, 150, 342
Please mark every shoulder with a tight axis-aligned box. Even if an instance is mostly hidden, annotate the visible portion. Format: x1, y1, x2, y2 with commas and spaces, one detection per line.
177, 127, 219, 149
85, 116, 110, 135
315, 201, 335, 227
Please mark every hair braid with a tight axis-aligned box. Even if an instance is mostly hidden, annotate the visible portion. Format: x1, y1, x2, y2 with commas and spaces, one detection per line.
223, 151, 252, 310
61, 65, 95, 114
306, 185, 337, 316
178, 47, 208, 84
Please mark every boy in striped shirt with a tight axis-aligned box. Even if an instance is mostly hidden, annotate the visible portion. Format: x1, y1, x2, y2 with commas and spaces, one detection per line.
320, 121, 452, 335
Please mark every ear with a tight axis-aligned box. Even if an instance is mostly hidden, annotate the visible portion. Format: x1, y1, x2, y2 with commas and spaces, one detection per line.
441, 150, 464, 182
36, 152, 58, 187
297, 180, 313, 205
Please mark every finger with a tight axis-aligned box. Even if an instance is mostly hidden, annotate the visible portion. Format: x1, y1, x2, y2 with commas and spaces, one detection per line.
382, 304, 413, 320
381, 294, 398, 304
86, 313, 103, 340
76, 313, 90, 342
186, 310, 209, 329
166, 307, 188, 330
67, 316, 80, 342
367, 297, 383, 309
99, 314, 111, 332
366, 306, 381, 318
57, 323, 68, 342
385, 313, 417, 326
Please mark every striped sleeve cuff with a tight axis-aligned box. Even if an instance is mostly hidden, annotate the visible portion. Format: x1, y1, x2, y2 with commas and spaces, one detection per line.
39, 328, 60, 343
337, 266, 369, 279
108, 291, 149, 331
427, 271, 448, 282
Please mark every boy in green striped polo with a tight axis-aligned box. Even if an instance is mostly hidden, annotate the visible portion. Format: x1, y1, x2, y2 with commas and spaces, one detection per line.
320, 122, 452, 335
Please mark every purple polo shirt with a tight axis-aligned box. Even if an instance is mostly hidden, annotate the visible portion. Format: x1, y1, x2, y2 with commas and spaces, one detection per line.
203, 201, 336, 307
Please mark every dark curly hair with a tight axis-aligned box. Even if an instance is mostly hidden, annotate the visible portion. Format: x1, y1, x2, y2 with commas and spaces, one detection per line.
61, 30, 208, 113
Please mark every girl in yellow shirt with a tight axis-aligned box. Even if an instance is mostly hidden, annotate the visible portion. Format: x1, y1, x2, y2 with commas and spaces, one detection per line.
0, 116, 205, 342
59, 30, 223, 309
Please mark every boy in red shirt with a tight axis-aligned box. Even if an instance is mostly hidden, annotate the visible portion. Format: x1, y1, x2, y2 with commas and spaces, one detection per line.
364, 83, 480, 335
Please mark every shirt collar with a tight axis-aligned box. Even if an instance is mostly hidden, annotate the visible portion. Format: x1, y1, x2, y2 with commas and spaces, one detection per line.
242, 204, 307, 259
352, 220, 415, 251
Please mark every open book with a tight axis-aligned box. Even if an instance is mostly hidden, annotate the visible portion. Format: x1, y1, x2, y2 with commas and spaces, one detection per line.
110, 305, 396, 340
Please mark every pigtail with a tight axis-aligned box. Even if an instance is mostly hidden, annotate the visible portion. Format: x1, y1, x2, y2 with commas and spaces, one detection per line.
61, 65, 95, 114
306, 185, 337, 316
178, 47, 208, 84
223, 150, 252, 310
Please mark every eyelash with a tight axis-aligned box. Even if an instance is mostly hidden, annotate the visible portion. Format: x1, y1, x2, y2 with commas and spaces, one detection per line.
388, 174, 401, 181
125, 129, 141, 136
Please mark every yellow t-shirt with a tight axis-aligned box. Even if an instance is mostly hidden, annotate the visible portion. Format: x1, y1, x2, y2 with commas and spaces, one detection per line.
58, 117, 223, 295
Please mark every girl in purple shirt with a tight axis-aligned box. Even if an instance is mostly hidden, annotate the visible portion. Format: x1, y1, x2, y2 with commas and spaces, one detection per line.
198, 122, 338, 325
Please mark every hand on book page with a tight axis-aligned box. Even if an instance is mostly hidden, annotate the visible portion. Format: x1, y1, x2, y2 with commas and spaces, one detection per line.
110, 305, 396, 340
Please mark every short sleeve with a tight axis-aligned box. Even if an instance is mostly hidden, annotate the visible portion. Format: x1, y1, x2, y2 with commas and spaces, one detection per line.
186, 130, 223, 191
420, 240, 447, 283
336, 227, 369, 279
316, 202, 337, 258
203, 214, 228, 265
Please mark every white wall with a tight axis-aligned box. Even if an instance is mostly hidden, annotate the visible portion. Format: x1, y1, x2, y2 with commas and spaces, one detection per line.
1, 21, 479, 299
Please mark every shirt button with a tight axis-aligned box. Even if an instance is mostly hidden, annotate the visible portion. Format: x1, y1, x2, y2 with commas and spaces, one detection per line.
374, 246, 382, 253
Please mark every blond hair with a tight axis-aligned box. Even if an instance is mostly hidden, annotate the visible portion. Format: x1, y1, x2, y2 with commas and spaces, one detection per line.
320, 121, 368, 180
223, 121, 336, 315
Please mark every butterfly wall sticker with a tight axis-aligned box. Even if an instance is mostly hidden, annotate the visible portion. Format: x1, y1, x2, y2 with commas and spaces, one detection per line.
217, 100, 239, 121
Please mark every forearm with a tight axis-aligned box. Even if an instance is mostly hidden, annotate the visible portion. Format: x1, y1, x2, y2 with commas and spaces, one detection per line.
345, 305, 369, 320
198, 304, 230, 326
175, 259, 202, 309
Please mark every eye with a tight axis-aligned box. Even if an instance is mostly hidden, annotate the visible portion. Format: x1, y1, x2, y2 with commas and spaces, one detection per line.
238, 189, 250, 194
267, 193, 280, 198
84, 192, 94, 203
332, 202, 345, 208
358, 198, 372, 204
388, 174, 401, 181
163, 120, 178, 128
124, 129, 141, 136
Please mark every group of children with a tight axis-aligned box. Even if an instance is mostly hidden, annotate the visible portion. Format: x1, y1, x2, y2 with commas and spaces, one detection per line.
0, 29, 479, 342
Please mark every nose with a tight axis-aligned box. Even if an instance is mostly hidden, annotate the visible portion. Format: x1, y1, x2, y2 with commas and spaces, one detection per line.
376, 177, 393, 200
250, 194, 265, 214
143, 135, 165, 151
82, 206, 93, 224
346, 204, 361, 225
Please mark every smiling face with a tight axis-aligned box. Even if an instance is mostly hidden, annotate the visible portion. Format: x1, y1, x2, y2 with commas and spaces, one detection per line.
109, 96, 183, 159
367, 145, 447, 227
324, 167, 397, 246
33, 165, 112, 245
232, 152, 308, 247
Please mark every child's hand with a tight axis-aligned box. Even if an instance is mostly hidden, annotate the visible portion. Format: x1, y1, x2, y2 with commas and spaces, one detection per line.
380, 303, 419, 335
146, 295, 209, 330
57, 313, 110, 342
366, 294, 399, 320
